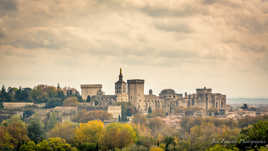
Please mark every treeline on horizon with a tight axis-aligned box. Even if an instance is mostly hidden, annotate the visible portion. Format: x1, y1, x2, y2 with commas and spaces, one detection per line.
0, 84, 82, 108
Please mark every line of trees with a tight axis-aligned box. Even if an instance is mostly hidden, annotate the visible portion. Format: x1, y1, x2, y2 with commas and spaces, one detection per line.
0, 115, 137, 151
0, 113, 268, 151
0, 85, 82, 108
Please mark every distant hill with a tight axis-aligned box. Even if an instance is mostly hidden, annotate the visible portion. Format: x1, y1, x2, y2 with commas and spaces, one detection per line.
227, 98, 268, 104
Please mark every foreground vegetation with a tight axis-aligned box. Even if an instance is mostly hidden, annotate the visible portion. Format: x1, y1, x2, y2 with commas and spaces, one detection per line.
0, 113, 267, 151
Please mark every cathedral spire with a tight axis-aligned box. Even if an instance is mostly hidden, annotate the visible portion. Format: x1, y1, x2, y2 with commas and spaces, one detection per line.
119, 68, 123, 81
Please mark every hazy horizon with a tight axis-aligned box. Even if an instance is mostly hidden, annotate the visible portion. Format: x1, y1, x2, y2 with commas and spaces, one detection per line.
0, 0, 268, 98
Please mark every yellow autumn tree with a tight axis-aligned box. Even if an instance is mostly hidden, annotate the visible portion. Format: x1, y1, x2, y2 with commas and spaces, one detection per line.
102, 123, 136, 150
75, 120, 104, 145
150, 146, 164, 151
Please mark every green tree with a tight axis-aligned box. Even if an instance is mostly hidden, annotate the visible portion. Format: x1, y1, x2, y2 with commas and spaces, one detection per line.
31, 89, 47, 104
37, 137, 77, 151
7, 87, 18, 102
86, 96, 91, 102
148, 106, 152, 114
78, 143, 96, 151
15, 87, 23, 101
23, 110, 35, 120
5, 115, 30, 150
63, 96, 79, 106
258, 146, 268, 151
163, 136, 175, 151
27, 118, 45, 143
19, 141, 37, 151
0, 102, 3, 109
0, 85, 8, 102
206, 144, 238, 151
56, 88, 65, 99
45, 112, 58, 130
120, 103, 136, 121
45, 98, 62, 108
237, 120, 268, 150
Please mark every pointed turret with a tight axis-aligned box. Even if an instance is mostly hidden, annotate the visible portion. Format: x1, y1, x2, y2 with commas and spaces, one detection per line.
119, 68, 123, 81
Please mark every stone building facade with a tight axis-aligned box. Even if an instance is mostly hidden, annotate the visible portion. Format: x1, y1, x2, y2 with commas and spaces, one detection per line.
143, 89, 183, 113
80, 69, 227, 115
107, 105, 122, 121
62, 87, 79, 96
143, 87, 226, 114
80, 84, 102, 100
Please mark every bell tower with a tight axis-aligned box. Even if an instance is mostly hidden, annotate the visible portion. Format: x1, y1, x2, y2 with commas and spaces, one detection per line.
115, 68, 128, 102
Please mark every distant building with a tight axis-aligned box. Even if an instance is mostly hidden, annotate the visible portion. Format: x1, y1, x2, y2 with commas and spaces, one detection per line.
127, 79, 145, 111
80, 69, 227, 115
115, 68, 128, 102
80, 84, 102, 100
144, 89, 182, 113
53, 106, 78, 113
107, 105, 122, 121
62, 87, 79, 96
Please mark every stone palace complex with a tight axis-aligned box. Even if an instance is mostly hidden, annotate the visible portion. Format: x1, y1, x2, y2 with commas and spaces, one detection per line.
81, 69, 226, 115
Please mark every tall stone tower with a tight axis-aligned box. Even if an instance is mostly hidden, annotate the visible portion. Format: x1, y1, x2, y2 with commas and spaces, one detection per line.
115, 68, 128, 102
127, 79, 145, 112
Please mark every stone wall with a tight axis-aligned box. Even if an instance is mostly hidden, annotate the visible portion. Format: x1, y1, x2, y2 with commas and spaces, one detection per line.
3, 102, 34, 109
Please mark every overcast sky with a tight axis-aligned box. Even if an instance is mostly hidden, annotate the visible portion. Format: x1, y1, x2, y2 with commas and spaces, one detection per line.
0, 0, 268, 98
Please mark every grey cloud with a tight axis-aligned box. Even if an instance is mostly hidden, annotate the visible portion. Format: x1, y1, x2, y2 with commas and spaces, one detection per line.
0, 0, 267, 71
0, 30, 5, 39
5, 30, 66, 49
140, 6, 204, 18
158, 49, 197, 59
155, 23, 193, 33
261, 59, 268, 71
88, 46, 151, 58
240, 44, 268, 53
0, 0, 17, 15
120, 55, 181, 67
202, 0, 240, 7
202, 0, 217, 4
239, 17, 268, 34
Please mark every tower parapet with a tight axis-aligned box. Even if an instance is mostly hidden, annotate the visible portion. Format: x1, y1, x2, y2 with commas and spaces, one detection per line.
196, 87, 212, 95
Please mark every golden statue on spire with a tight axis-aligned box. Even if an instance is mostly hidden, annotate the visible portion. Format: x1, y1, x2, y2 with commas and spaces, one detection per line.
120, 68, 122, 75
